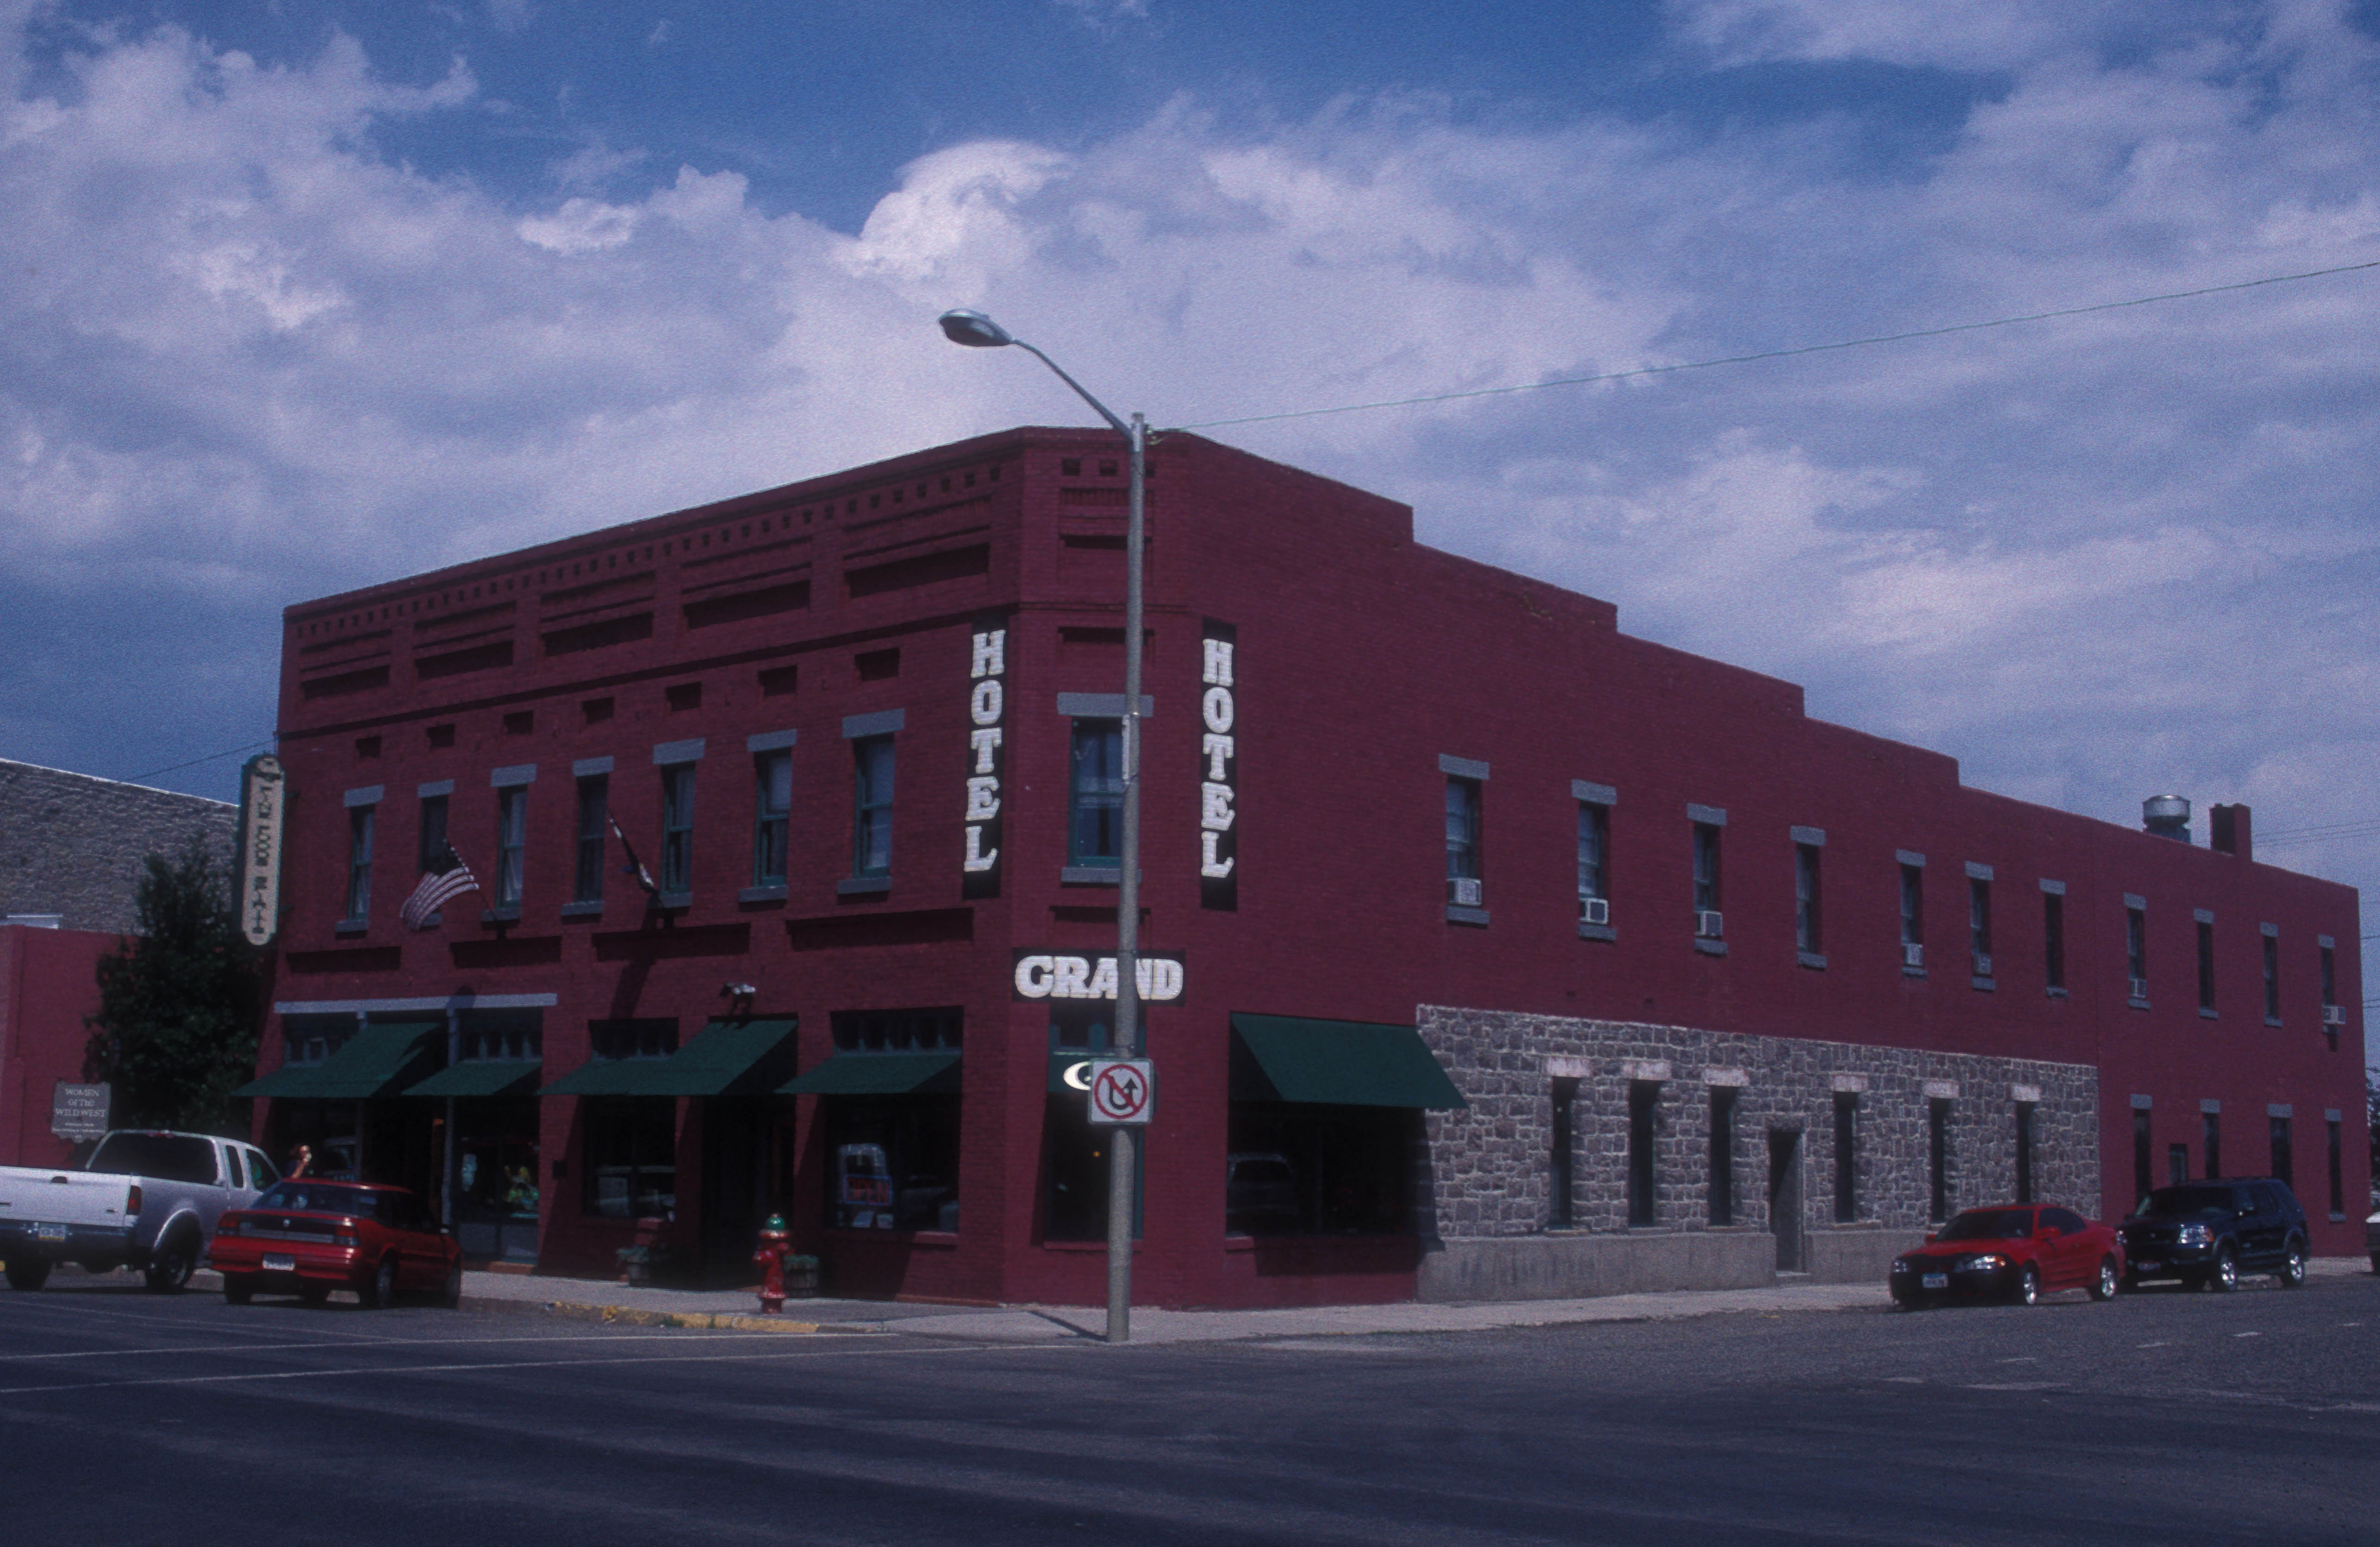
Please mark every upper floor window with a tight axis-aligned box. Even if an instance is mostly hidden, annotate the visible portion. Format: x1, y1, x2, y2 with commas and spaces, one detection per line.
345, 806, 374, 921
418, 792, 450, 876
2126, 903, 2148, 999
573, 775, 608, 904
2043, 886, 2066, 992
1968, 876, 1992, 978
1445, 777, 1482, 901
494, 786, 528, 908
2196, 917, 2217, 1011
2320, 941, 2337, 1017
852, 736, 895, 877
752, 750, 791, 886
1068, 719, 1124, 866
1899, 862, 1925, 966
660, 764, 697, 896
2262, 929, 2280, 1021
1691, 822, 1721, 935
1576, 799, 1610, 917
1794, 843, 1822, 954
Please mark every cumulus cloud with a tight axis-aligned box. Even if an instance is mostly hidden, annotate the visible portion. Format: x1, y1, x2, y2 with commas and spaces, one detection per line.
0, 4, 2377, 904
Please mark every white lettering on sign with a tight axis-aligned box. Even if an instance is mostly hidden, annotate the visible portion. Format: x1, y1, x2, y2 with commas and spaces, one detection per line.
962, 622, 1007, 894
237, 754, 287, 948
1199, 624, 1239, 907
1012, 952, 1187, 1001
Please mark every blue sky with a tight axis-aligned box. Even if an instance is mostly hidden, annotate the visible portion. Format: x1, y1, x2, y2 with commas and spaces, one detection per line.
4, 0, 2378, 968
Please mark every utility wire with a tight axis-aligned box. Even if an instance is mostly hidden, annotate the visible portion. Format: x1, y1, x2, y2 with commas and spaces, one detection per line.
1175, 257, 2380, 431
125, 736, 277, 786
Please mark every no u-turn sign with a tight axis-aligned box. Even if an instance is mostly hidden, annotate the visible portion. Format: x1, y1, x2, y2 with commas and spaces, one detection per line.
1085, 1060, 1155, 1125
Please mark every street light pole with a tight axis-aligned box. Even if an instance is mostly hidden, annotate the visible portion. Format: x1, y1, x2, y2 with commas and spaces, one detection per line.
938, 310, 1146, 1344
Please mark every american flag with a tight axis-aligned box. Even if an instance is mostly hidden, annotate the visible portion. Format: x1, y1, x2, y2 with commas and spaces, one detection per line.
400, 845, 480, 930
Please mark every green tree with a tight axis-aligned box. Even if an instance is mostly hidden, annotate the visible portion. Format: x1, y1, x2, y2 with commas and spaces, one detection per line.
84, 837, 262, 1135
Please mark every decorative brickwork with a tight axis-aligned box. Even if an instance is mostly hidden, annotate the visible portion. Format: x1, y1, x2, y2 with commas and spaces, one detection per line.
1417, 1006, 2097, 1240
0, 759, 236, 934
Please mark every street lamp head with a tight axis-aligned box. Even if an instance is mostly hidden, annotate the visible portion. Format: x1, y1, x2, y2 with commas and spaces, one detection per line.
938, 309, 1014, 349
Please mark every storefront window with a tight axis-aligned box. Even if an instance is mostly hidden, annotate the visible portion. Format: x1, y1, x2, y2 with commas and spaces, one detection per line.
584, 1098, 676, 1218
824, 1095, 962, 1232
1226, 1103, 1412, 1235
455, 1101, 541, 1260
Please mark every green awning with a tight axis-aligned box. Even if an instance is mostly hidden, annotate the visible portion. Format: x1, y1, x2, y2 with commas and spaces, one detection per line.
237, 1020, 446, 1101
778, 1050, 960, 1096
542, 1017, 798, 1098
1229, 1014, 1467, 1109
406, 1060, 543, 1098
232, 1063, 332, 1099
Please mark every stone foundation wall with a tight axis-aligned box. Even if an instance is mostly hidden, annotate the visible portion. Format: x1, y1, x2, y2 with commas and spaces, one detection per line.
1415, 1007, 2098, 1249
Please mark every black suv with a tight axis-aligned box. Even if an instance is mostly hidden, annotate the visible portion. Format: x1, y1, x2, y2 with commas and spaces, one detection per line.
2118, 1178, 2309, 1291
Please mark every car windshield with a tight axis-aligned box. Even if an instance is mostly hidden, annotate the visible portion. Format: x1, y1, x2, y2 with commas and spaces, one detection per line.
1934, 1208, 2035, 1241
253, 1182, 383, 1219
86, 1133, 218, 1185
2139, 1185, 2240, 1220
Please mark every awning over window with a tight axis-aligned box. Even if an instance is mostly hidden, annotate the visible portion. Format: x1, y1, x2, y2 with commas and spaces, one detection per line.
779, 1050, 960, 1096
1228, 1014, 1467, 1109
542, 1017, 798, 1098
236, 1020, 446, 1101
406, 1060, 543, 1098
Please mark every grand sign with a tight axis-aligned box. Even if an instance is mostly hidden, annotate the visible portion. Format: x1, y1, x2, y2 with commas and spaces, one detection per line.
961, 613, 1008, 898
1011, 950, 1186, 1003
1199, 620, 1238, 911
236, 753, 287, 948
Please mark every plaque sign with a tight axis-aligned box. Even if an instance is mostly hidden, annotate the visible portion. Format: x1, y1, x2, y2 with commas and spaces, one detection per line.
52, 1081, 110, 1142
236, 753, 287, 949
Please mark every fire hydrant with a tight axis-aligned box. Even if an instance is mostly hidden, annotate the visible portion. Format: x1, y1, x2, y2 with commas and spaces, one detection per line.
752, 1214, 792, 1315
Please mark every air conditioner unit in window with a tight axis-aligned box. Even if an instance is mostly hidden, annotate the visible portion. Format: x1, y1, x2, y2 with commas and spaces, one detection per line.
2129, 977, 2149, 1001
1696, 910, 1724, 939
1581, 896, 1610, 927
1973, 953, 1993, 978
2322, 1004, 2346, 1026
1903, 943, 1924, 969
1450, 877, 1483, 908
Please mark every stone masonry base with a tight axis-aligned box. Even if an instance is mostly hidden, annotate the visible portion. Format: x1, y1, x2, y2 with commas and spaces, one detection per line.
1417, 1226, 1928, 1302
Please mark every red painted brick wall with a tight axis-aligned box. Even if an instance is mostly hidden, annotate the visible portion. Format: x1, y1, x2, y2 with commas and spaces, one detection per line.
0, 925, 118, 1168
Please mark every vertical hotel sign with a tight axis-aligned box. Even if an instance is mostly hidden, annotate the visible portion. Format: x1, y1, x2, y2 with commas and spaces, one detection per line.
1199, 620, 1237, 910
236, 753, 287, 948
961, 611, 1008, 899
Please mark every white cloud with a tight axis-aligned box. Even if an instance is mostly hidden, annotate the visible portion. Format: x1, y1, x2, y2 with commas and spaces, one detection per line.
1, 5, 2378, 901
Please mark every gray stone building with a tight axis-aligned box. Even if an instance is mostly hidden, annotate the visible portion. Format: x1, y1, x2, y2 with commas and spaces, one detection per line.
0, 759, 237, 935
1414, 1006, 2096, 1301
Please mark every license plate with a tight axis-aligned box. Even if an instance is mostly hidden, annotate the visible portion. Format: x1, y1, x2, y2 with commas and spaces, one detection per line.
262, 1253, 296, 1273
2134, 1260, 2160, 1273
35, 1223, 66, 1242
1921, 1273, 1948, 1290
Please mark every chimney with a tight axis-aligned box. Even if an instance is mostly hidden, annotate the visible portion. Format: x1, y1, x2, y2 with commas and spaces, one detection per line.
2209, 803, 2252, 861
2142, 795, 2191, 842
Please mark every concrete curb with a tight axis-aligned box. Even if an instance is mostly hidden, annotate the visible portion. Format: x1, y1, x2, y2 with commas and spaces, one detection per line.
463, 1295, 884, 1335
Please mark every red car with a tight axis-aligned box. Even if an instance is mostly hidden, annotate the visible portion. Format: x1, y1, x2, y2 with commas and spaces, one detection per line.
1889, 1204, 2125, 1307
208, 1180, 463, 1309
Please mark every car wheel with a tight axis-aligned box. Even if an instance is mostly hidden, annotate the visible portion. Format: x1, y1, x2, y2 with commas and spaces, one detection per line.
2014, 1265, 2040, 1307
439, 1261, 463, 1310
2277, 1239, 2306, 1289
4, 1257, 52, 1291
362, 1256, 399, 1310
143, 1232, 197, 1293
2090, 1257, 2119, 1302
2206, 1246, 2238, 1293
222, 1274, 257, 1305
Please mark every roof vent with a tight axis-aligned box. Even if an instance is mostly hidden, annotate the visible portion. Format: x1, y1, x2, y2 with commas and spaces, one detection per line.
2142, 795, 2191, 842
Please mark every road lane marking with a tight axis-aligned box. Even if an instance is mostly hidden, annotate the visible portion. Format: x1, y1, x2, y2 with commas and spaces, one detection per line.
2136, 1341, 2169, 1347
0, 1337, 1054, 1397
0, 1329, 846, 1363
2234, 1331, 2262, 1337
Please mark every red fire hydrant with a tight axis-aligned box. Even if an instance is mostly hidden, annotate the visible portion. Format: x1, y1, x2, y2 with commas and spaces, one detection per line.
752, 1213, 792, 1315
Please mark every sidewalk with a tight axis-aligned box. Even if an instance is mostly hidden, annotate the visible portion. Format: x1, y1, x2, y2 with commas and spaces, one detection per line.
461, 1267, 1900, 1343
461, 1254, 2373, 1344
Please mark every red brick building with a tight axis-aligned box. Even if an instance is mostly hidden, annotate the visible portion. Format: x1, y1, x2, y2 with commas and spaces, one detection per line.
252, 428, 2368, 1305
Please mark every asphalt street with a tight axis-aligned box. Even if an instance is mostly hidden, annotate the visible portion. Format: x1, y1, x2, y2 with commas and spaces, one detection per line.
0, 1272, 2372, 1545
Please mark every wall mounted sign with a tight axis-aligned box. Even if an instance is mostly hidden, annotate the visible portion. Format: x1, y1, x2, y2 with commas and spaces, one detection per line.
1011, 950, 1187, 1003
1199, 619, 1238, 911
51, 1081, 109, 1141
236, 752, 287, 949
961, 612, 1008, 899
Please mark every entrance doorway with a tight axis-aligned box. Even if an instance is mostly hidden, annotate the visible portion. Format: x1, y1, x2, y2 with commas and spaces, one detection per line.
700, 1099, 770, 1286
1767, 1129, 1804, 1272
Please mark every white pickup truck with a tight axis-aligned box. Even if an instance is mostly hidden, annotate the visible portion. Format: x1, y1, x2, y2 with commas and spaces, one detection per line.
0, 1130, 280, 1291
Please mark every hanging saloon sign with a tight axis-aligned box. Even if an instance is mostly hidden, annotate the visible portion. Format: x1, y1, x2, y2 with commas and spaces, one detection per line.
1199, 619, 1238, 910
961, 612, 1008, 899
236, 753, 287, 949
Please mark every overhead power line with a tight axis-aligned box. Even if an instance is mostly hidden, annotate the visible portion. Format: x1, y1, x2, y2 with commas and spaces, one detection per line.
1175, 256, 2380, 431
125, 737, 277, 785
